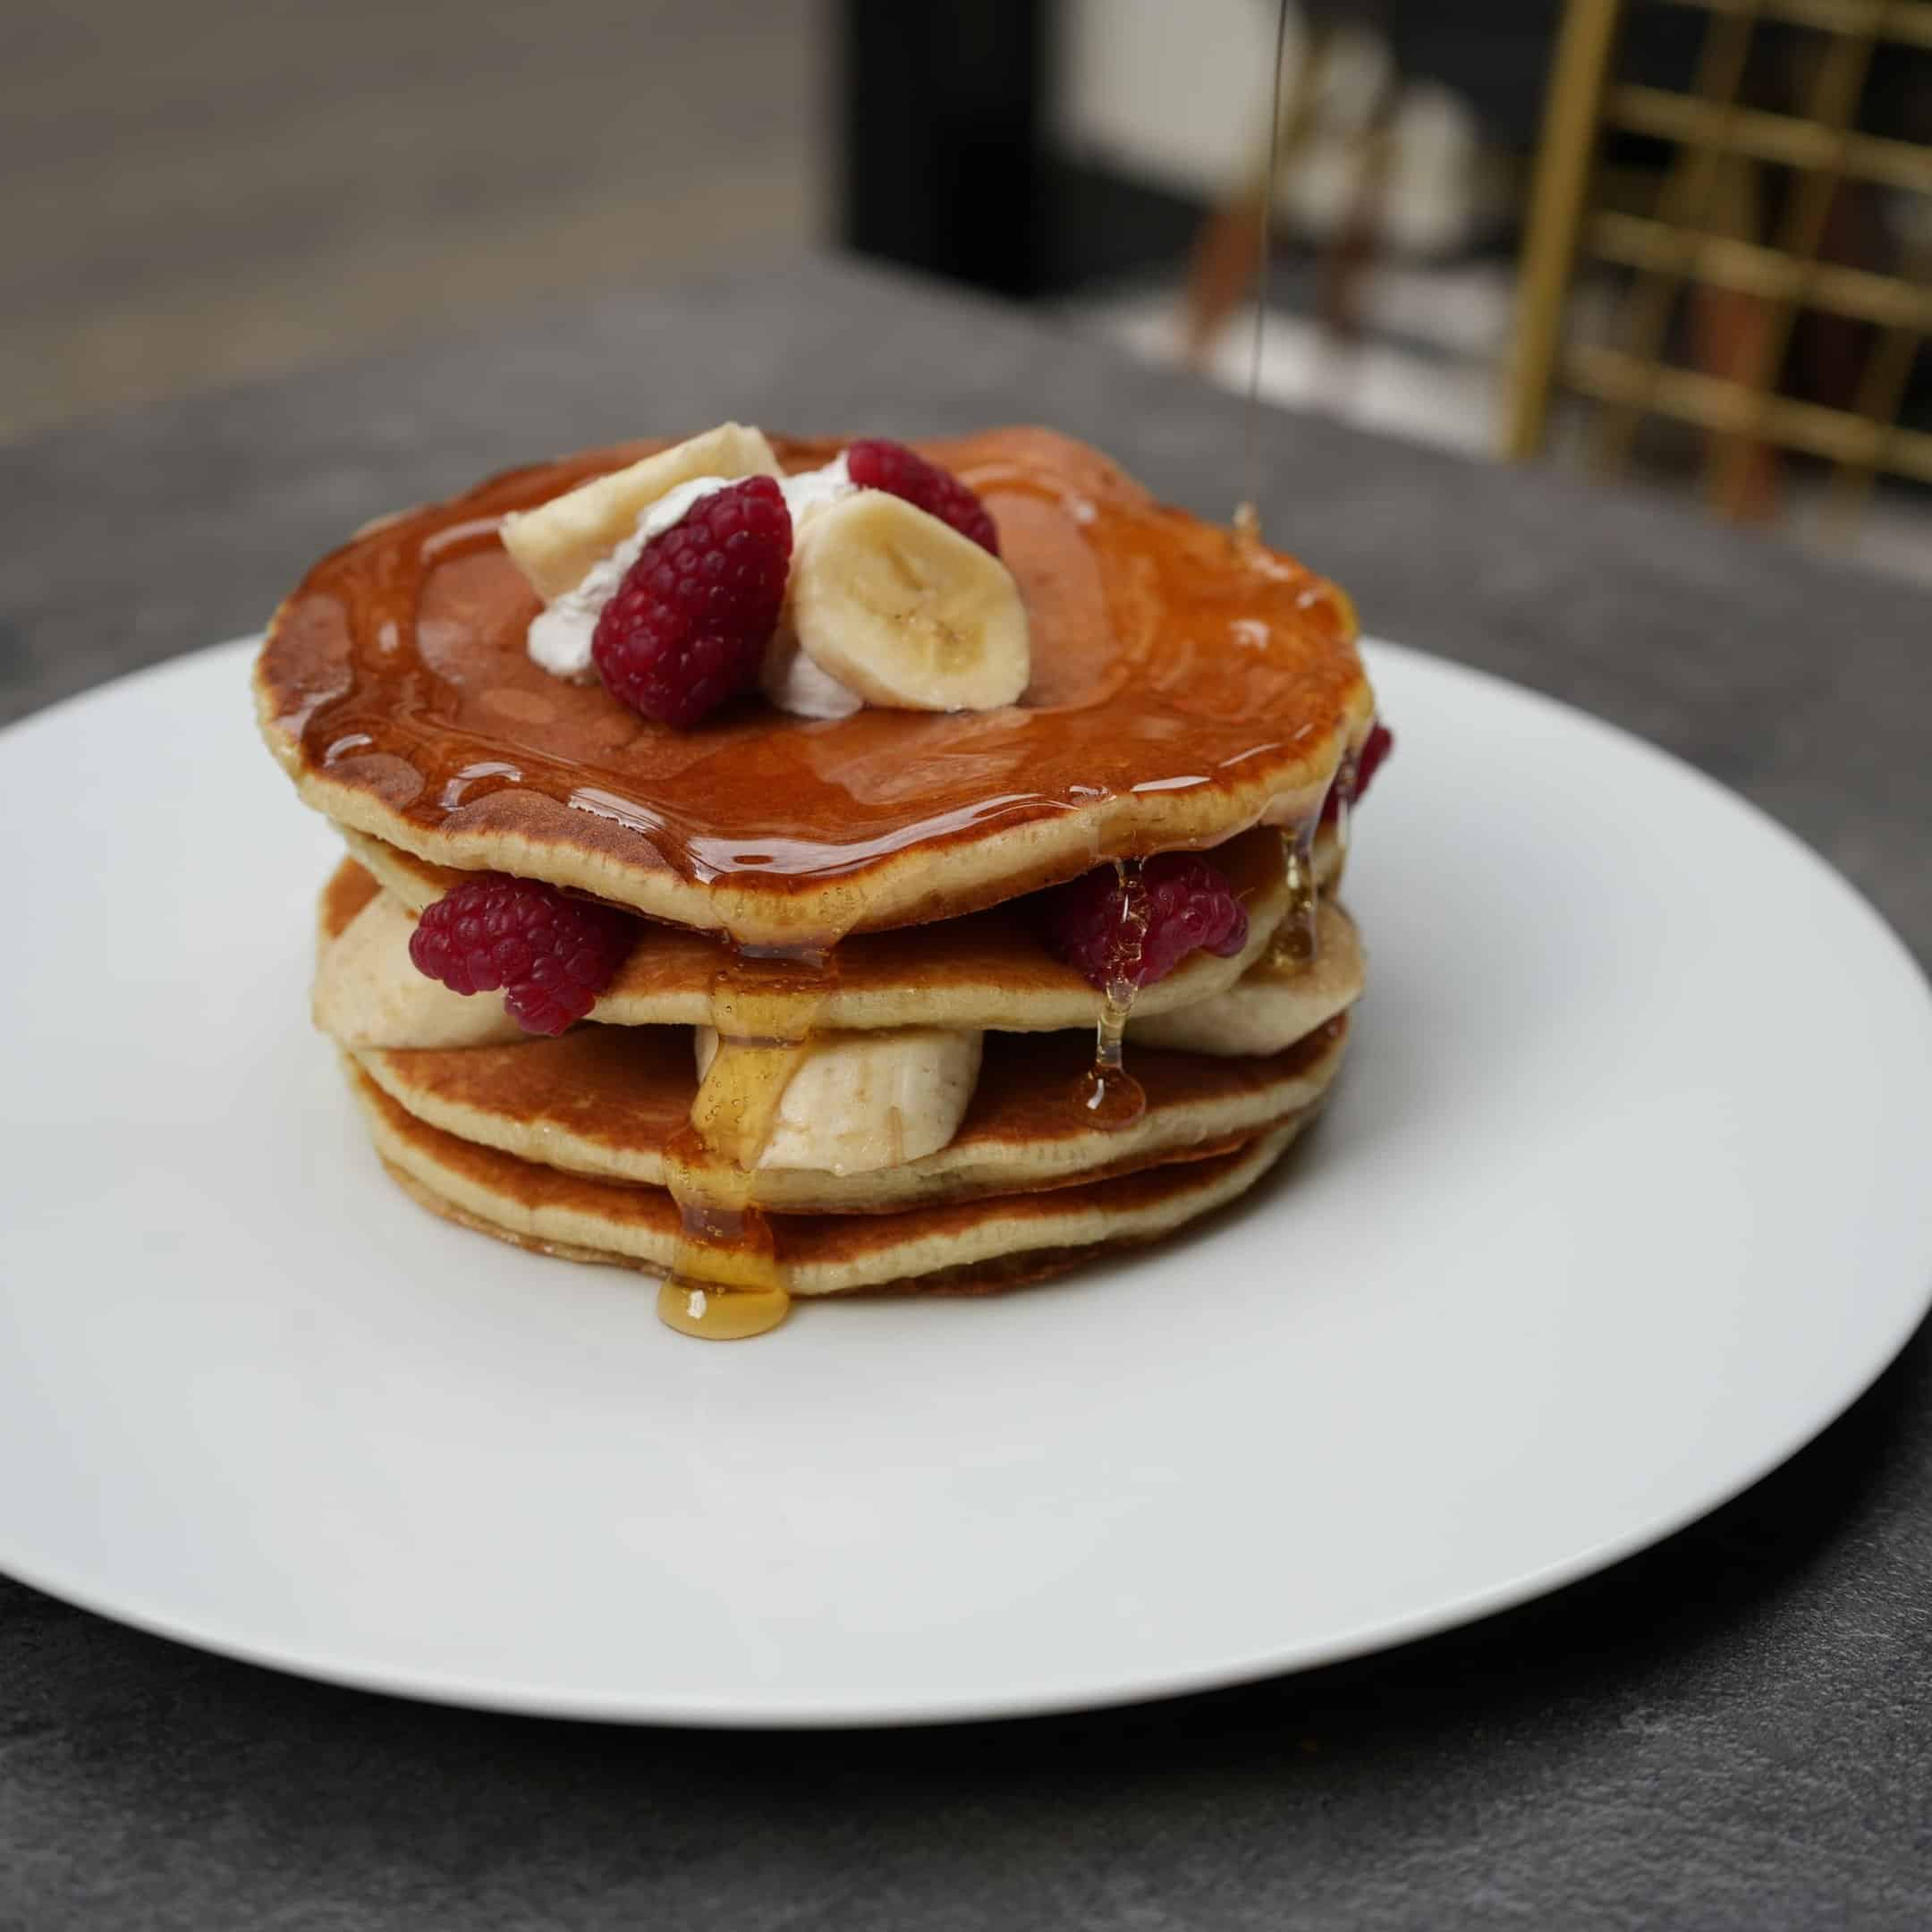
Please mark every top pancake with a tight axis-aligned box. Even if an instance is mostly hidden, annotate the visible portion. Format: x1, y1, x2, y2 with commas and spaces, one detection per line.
255, 426, 1373, 946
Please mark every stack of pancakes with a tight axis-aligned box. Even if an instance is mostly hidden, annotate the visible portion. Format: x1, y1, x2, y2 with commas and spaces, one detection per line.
257, 428, 1377, 1336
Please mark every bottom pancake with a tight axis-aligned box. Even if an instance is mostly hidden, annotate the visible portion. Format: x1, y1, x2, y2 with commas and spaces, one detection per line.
348, 1060, 1316, 1299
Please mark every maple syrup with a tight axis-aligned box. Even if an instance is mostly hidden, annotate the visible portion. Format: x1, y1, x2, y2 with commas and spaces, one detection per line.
1327, 741, 1361, 859
1072, 858, 1149, 1130
1080, 992, 1148, 1130
1236, 0, 1295, 538
655, 948, 840, 1339
655, 1276, 791, 1341
1268, 815, 1321, 972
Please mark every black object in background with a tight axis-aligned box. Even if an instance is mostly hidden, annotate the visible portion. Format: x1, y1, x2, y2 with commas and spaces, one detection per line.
836, 0, 1564, 300
835, 1, 1859, 302
839, 0, 1052, 298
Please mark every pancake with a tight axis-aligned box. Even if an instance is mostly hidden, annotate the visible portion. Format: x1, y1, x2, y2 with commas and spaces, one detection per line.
1130, 902, 1366, 1057
318, 849, 385, 941
337, 814, 1349, 913
349, 1060, 1311, 1298
258, 427, 1373, 946
312, 839, 1345, 1046
352, 1013, 1348, 1211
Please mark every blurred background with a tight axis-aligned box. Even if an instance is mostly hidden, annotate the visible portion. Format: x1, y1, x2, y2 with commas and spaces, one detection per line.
7, 0, 1928, 581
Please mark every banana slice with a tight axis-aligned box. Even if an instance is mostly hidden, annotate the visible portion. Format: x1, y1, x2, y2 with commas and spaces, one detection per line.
314, 890, 526, 1051
501, 423, 780, 599
1129, 901, 1365, 1057
694, 1025, 983, 1174
788, 492, 1030, 712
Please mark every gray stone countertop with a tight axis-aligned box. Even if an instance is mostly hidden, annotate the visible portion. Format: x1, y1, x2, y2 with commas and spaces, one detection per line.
3, 256, 1930, 1928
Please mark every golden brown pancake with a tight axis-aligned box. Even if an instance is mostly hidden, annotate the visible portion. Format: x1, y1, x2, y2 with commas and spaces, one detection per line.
311, 836, 1340, 1043
349, 1060, 1313, 1298
258, 427, 1373, 945
352, 1015, 1348, 1211
336, 811, 1350, 913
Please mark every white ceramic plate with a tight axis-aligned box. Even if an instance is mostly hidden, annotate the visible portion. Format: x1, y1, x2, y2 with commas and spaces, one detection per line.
4, 639, 1929, 1727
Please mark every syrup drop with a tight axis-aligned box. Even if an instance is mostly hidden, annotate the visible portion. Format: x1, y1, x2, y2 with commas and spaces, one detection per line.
1267, 817, 1320, 972
655, 1277, 791, 1341
1079, 992, 1148, 1129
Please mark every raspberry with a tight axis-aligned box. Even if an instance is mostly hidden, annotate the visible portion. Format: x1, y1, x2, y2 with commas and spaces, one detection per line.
408, 874, 635, 1036
847, 438, 1000, 555
1354, 720, 1394, 798
1038, 852, 1250, 994
1321, 720, 1394, 823
590, 475, 792, 728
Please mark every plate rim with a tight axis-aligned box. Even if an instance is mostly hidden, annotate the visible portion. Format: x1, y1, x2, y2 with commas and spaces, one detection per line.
3, 634, 1928, 1728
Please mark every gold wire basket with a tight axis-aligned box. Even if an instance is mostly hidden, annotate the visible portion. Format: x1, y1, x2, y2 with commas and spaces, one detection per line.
1505, 0, 1932, 533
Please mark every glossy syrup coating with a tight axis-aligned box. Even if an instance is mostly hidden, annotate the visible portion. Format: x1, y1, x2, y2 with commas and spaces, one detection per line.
256, 428, 1373, 948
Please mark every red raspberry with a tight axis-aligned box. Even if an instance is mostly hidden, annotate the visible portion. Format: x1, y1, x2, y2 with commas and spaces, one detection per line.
408, 874, 635, 1036
590, 475, 792, 728
1321, 720, 1394, 823
846, 438, 1000, 555
1038, 852, 1250, 994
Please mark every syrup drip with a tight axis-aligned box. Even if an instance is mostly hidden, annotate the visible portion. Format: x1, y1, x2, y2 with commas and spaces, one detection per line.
1236, 0, 1296, 537
1328, 743, 1361, 859
657, 1275, 791, 1342
1076, 858, 1149, 1130
656, 949, 840, 1341
1268, 817, 1321, 972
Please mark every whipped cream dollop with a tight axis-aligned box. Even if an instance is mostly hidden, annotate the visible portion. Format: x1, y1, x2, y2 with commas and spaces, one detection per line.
525, 456, 861, 718
775, 451, 856, 528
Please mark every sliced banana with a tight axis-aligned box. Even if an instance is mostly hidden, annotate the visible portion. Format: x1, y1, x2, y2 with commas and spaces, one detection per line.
694, 1024, 983, 1174
1129, 901, 1366, 1057
314, 891, 526, 1051
501, 422, 780, 600
788, 492, 1030, 713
